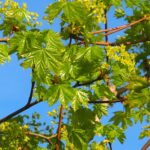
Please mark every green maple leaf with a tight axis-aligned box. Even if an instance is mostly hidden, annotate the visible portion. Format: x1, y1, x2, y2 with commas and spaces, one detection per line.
9, 31, 40, 54
10, 30, 65, 77
45, 2, 64, 22
109, 111, 133, 129
0, 44, 10, 64
61, 45, 105, 81
47, 84, 88, 110
66, 125, 88, 149
92, 84, 117, 100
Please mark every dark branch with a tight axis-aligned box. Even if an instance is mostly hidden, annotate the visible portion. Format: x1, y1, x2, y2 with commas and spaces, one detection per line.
0, 80, 39, 124
104, 10, 108, 43
0, 100, 42, 124
104, 9, 109, 69
73, 71, 105, 88
56, 105, 64, 150
27, 81, 35, 105
108, 142, 112, 150
88, 99, 125, 104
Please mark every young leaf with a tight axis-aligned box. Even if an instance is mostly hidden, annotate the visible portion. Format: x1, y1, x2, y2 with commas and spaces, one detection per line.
0, 44, 10, 64
45, 2, 64, 22
47, 84, 88, 110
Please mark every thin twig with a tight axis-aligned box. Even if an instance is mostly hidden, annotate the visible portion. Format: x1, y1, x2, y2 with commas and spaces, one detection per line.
104, 16, 147, 36
88, 99, 125, 104
76, 37, 149, 46
104, 9, 109, 70
56, 105, 64, 150
94, 38, 149, 46
0, 38, 10, 42
91, 16, 147, 35
104, 10, 108, 43
108, 142, 112, 150
68, 35, 73, 47
26, 131, 57, 143
73, 71, 105, 88
27, 81, 35, 105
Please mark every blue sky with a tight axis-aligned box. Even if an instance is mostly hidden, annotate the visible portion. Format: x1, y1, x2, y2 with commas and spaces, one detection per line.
0, 0, 149, 149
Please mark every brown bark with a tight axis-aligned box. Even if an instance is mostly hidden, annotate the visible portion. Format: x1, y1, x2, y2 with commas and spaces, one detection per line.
56, 105, 64, 150
141, 139, 150, 150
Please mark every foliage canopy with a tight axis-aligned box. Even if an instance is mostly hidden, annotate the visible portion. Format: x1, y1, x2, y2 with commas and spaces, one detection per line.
0, 0, 150, 149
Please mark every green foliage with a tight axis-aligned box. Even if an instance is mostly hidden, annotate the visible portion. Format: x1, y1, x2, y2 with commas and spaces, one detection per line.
92, 84, 116, 100
9, 30, 65, 78
0, 115, 50, 149
95, 124, 126, 143
61, 45, 105, 82
0, 0, 150, 149
47, 84, 89, 110
0, 0, 39, 36
0, 44, 10, 64
139, 125, 150, 139
109, 111, 133, 129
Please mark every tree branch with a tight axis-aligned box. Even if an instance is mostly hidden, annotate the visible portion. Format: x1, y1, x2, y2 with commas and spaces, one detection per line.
91, 16, 147, 35
75, 16, 149, 46
73, 71, 105, 88
27, 81, 35, 105
94, 38, 149, 46
88, 99, 125, 104
56, 105, 64, 150
104, 16, 147, 36
0, 100, 42, 124
141, 139, 150, 150
0, 38, 10, 43
104, 9, 109, 73
104, 10, 108, 43
77, 37, 149, 46
26, 131, 57, 143
0, 80, 39, 124
108, 142, 112, 150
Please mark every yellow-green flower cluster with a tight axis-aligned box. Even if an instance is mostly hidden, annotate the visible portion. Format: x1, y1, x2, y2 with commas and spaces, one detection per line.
58, 0, 106, 23
0, 121, 29, 131
58, 0, 105, 23
0, 0, 39, 25
0, 122, 30, 148
76, 0, 106, 23
106, 45, 136, 72
0, 122, 10, 131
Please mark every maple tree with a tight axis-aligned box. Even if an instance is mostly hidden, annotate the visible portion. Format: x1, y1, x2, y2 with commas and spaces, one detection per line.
0, 0, 150, 149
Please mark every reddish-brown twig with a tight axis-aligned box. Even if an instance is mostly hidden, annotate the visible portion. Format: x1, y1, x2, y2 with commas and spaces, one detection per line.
91, 16, 147, 36
56, 105, 64, 150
